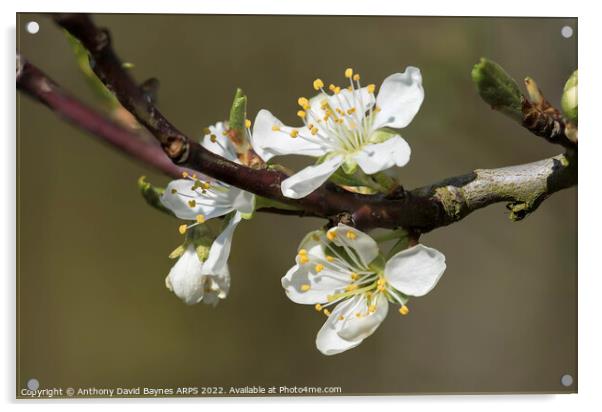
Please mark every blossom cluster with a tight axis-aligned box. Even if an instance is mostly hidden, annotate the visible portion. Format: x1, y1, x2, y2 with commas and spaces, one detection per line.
149, 67, 447, 355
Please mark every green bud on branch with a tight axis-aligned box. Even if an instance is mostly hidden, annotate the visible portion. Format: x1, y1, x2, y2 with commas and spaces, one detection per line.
561, 70, 578, 124
471, 58, 523, 122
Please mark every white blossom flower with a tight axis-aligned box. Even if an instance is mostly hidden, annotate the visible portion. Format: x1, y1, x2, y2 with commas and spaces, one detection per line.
281, 224, 446, 355
165, 213, 241, 305
251, 67, 424, 199
160, 121, 255, 232
160, 121, 256, 304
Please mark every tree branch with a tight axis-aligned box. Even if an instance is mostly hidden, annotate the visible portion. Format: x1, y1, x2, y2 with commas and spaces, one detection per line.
15, 13, 577, 234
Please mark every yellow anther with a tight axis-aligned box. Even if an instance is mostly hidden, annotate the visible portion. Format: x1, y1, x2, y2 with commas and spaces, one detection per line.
245, 119, 252, 128
298, 249, 308, 255
312, 234, 320, 241
301, 284, 311, 292
315, 264, 324, 273
338, 315, 345, 320
188, 199, 197, 208
326, 231, 336, 241
178, 224, 188, 235
352, 73, 360, 81
203, 127, 211, 135
355, 312, 362, 318
350, 272, 359, 280
272, 125, 281, 132
345, 284, 358, 292
377, 278, 386, 286
297, 110, 306, 119
315, 304, 323, 312
326, 255, 334, 262
313, 78, 324, 90
377, 284, 386, 292
320, 99, 329, 108
367, 84, 376, 94
182, 171, 189, 178
344, 68, 353, 78
334, 86, 341, 94
195, 214, 205, 224
328, 84, 336, 92
347, 86, 353, 91
310, 127, 319, 135
399, 305, 410, 316
200, 181, 210, 190
290, 129, 299, 138
210, 134, 217, 143
346, 231, 357, 240
298, 255, 309, 264
368, 305, 376, 313
298, 97, 309, 107
347, 108, 356, 115
323, 309, 331, 316
171, 188, 177, 194
374, 105, 381, 113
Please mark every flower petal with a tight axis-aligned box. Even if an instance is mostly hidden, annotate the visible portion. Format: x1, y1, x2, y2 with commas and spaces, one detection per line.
250, 109, 326, 161
165, 244, 206, 305
372, 67, 424, 130
281, 261, 348, 305
327, 224, 379, 268
384, 244, 446, 296
200, 121, 239, 163
338, 293, 388, 341
315, 296, 365, 356
281, 155, 344, 199
202, 212, 243, 278
161, 180, 240, 220
353, 135, 411, 175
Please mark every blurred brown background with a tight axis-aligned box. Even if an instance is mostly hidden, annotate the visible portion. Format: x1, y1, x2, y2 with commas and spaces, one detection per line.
17, 14, 577, 396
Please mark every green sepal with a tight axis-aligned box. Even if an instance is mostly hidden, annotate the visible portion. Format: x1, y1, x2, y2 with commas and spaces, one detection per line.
341, 157, 358, 175
368, 254, 386, 274
168, 244, 186, 259
186, 223, 214, 262
471, 58, 523, 122
228, 88, 247, 132
138, 176, 175, 217
561, 70, 578, 124
239, 195, 256, 220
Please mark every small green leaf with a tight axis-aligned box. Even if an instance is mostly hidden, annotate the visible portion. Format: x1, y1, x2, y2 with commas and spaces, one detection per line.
228, 88, 247, 132
471, 58, 523, 122
138, 176, 175, 217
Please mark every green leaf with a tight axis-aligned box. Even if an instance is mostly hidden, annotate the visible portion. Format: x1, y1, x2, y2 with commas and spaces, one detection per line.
137, 176, 175, 217
228, 88, 247, 131
471, 58, 523, 122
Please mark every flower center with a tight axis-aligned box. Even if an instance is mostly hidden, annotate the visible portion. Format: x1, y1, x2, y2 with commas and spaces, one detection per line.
272, 68, 380, 155
296, 229, 409, 319
172, 171, 231, 235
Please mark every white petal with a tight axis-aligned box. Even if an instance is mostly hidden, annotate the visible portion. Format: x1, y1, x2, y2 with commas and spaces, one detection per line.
354, 135, 411, 175
250, 109, 326, 161
202, 212, 243, 277
161, 180, 239, 220
372, 67, 424, 130
384, 244, 446, 296
200, 121, 239, 163
327, 224, 379, 268
315, 296, 364, 356
281, 262, 348, 305
281, 155, 343, 199
165, 245, 206, 305
338, 293, 388, 341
